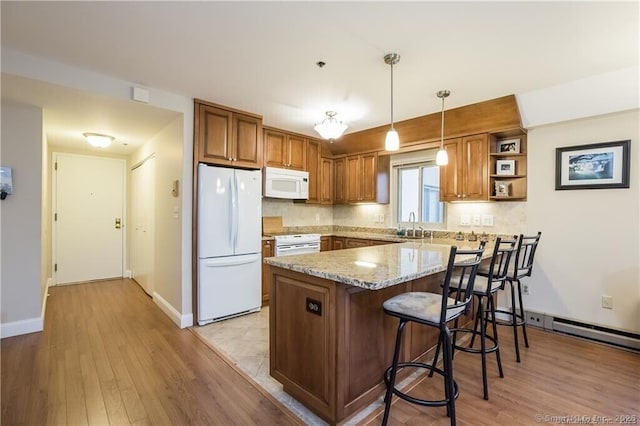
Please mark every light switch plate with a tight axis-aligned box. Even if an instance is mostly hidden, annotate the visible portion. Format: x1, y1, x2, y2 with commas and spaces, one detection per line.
472, 215, 481, 226
460, 215, 471, 226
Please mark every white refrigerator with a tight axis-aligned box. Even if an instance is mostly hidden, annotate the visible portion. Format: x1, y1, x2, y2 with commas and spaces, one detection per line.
197, 164, 262, 325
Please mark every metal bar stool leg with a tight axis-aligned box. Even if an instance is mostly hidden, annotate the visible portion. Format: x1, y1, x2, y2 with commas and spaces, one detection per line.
508, 280, 521, 362
428, 332, 443, 378
382, 319, 408, 426
516, 279, 530, 348
479, 296, 489, 400
441, 327, 456, 425
489, 295, 504, 378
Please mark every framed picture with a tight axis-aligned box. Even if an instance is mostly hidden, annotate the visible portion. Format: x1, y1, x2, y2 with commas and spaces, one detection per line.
494, 181, 510, 197
496, 159, 515, 175
555, 140, 630, 190
498, 138, 520, 154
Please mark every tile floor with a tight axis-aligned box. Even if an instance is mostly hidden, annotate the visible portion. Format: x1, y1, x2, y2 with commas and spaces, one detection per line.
193, 307, 389, 425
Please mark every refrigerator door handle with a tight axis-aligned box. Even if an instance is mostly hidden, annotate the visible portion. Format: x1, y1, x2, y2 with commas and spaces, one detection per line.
228, 175, 234, 248
202, 254, 260, 267
233, 173, 239, 250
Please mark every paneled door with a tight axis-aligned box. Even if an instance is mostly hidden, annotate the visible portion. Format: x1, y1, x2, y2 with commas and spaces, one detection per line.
130, 157, 155, 295
54, 153, 125, 284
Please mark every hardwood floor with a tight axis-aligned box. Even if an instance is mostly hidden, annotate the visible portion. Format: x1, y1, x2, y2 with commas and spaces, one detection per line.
1, 279, 301, 426
363, 324, 640, 425
3, 279, 638, 426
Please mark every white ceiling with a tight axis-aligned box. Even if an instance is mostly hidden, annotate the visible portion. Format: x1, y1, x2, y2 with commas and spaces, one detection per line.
1, 1, 638, 153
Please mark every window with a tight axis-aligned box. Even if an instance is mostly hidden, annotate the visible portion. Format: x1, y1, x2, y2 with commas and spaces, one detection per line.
392, 152, 445, 227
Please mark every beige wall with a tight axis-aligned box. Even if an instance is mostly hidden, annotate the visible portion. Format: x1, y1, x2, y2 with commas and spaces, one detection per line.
526, 109, 639, 332
262, 198, 333, 227
1, 102, 44, 336
130, 116, 184, 324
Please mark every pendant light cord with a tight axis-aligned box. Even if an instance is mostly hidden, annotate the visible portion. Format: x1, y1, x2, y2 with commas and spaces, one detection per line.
390, 61, 394, 130
440, 95, 445, 149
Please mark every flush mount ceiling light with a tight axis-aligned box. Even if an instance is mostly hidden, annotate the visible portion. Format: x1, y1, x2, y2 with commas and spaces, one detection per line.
435, 90, 451, 166
83, 132, 114, 148
314, 111, 348, 141
384, 53, 401, 151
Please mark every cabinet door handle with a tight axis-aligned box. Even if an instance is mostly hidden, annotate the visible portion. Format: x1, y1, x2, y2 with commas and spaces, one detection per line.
456, 194, 462, 198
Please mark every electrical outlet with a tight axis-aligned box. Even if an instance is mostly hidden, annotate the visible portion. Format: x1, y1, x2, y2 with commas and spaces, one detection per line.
481, 215, 494, 226
522, 283, 530, 295
601, 295, 613, 309
315, 213, 320, 223
460, 215, 471, 226
472, 215, 481, 226
525, 311, 544, 327
378, 213, 385, 223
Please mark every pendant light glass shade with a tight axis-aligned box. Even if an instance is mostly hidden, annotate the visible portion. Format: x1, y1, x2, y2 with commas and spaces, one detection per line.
385, 129, 400, 151
435, 89, 450, 166
384, 53, 401, 151
83, 132, 114, 148
314, 111, 347, 140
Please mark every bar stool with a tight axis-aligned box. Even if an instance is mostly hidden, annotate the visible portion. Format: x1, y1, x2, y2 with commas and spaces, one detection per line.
381, 245, 484, 426
495, 232, 542, 362
445, 237, 516, 400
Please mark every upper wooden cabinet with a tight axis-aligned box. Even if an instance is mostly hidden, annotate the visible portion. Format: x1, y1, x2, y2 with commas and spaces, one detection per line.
343, 153, 389, 204
264, 129, 306, 171
306, 138, 320, 203
334, 158, 346, 204
320, 157, 333, 204
195, 100, 262, 169
440, 134, 489, 202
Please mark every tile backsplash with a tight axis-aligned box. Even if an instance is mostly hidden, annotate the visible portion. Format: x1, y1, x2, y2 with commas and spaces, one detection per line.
262, 199, 526, 235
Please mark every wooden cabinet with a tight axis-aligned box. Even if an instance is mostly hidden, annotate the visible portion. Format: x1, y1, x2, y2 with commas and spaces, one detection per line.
320, 158, 333, 204
333, 158, 346, 204
440, 134, 489, 202
344, 238, 370, 249
264, 129, 306, 170
306, 139, 320, 203
336, 153, 389, 204
195, 100, 262, 169
489, 133, 528, 201
261, 240, 274, 305
320, 236, 331, 252
346, 154, 377, 203
332, 237, 345, 250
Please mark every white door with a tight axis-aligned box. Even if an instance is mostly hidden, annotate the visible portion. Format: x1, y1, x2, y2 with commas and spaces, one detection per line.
130, 157, 155, 295
54, 153, 125, 284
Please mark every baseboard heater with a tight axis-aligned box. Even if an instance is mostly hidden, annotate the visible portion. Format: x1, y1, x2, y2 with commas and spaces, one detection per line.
551, 316, 640, 352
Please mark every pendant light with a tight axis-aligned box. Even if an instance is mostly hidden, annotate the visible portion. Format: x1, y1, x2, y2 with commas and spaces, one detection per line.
314, 111, 348, 140
384, 53, 400, 151
435, 90, 450, 166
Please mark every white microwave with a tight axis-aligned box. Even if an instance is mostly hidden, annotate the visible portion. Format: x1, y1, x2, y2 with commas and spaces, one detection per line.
263, 167, 309, 200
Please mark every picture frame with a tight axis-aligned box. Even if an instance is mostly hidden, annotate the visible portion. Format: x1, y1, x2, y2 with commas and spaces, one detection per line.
555, 140, 630, 190
496, 159, 515, 175
494, 181, 510, 197
498, 138, 520, 154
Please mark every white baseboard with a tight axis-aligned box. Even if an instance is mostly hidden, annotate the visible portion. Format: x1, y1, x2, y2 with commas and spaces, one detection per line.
1, 317, 43, 339
126, 270, 132, 279
152, 291, 193, 329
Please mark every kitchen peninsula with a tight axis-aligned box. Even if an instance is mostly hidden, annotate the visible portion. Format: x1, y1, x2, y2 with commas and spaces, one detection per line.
264, 240, 489, 424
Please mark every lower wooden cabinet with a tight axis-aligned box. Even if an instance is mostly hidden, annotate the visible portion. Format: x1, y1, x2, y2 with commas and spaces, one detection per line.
262, 240, 274, 305
320, 236, 331, 252
332, 237, 345, 250
344, 238, 370, 249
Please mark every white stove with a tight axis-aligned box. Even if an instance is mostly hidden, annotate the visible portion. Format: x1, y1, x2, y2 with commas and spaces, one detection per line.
273, 234, 321, 256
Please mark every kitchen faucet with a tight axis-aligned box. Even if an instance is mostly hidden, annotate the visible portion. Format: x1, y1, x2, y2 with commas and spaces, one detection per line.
408, 212, 416, 237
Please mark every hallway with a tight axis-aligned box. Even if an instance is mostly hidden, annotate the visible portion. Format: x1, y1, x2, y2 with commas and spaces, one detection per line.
1, 279, 300, 425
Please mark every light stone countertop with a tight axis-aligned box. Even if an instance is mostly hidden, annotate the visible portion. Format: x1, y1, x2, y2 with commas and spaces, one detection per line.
264, 240, 490, 290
